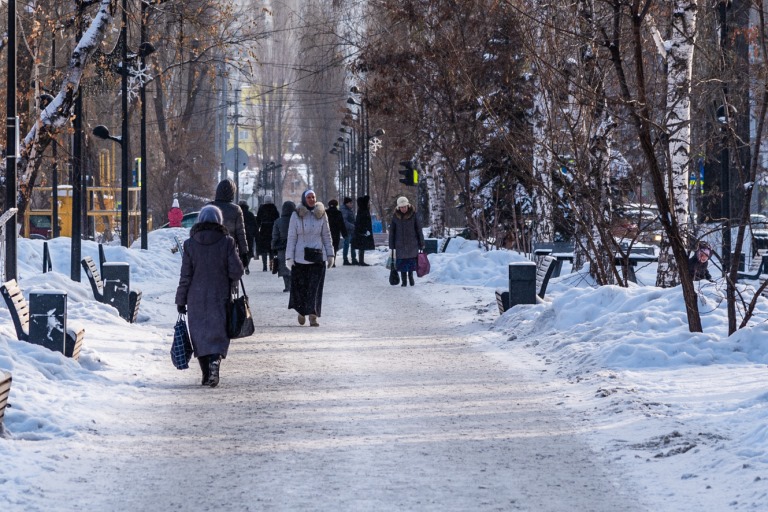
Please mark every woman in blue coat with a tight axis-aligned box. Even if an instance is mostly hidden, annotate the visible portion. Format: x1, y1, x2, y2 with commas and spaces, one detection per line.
388, 196, 425, 286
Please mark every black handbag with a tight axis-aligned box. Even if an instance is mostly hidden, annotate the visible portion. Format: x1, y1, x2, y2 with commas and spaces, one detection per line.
304, 247, 324, 264
389, 267, 400, 286
227, 278, 255, 339
171, 314, 193, 370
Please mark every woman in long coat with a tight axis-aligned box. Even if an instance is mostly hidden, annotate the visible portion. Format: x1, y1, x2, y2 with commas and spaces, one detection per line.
271, 200, 296, 292
207, 179, 248, 261
285, 190, 334, 327
239, 201, 258, 274
389, 196, 425, 287
256, 196, 280, 272
351, 195, 375, 266
325, 199, 347, 266
175, 205, 244, 387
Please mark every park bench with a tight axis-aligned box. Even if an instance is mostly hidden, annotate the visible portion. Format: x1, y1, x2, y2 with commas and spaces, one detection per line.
0, 280, 84, 359
614, 252, 658, 284
737, 253, 768, 281
0, 371, 10, 435
81, 256, 142, 323
496, 255, 557, 314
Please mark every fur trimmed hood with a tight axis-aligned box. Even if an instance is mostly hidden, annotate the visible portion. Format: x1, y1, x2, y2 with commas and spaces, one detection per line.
296, 202, 326, 219
393, 204, 415, 220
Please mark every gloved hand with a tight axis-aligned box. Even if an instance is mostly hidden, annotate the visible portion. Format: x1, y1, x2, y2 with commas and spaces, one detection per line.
240, 253, 249, 268
285, 259, 294, 271
327, 257, 335, 269
177, 304, 187, 314
365, 231, 371, 236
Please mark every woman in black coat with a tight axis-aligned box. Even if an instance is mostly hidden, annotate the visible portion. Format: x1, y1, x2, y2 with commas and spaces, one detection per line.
256, 196, 280, 272
175, 205, 244, 387
389, 196, 425, 286
271, 200, 296, 292
239, 201, 258, 274
326, 199, 347, 266
352, 195, 375, 266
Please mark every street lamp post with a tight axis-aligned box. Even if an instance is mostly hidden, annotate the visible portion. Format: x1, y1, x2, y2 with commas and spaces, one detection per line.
92, 125, 127, 245
5, 0, 17, 281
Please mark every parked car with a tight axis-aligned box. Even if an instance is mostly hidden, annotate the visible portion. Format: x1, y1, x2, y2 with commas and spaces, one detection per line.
28, 214, 52, 239
158, 211, 199, 229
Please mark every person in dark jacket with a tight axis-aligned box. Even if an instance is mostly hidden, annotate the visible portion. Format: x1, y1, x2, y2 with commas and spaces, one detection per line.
207, 179, 248, 265
239, 201, 258, 275
175, 205, 244, 387
389, 196, 425, 287
256, 195, 280, 272
340, 197, 357, 265
688, 241, 713, 281
326, 199, 347, 267
286, 190, 334, 327
272, 200, 296, 292
352, 195, 375, 266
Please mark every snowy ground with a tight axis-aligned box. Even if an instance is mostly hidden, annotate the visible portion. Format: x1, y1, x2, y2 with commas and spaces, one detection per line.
0, 230, 767, 511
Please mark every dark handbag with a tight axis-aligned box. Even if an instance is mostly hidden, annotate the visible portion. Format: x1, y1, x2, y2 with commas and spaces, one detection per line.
304, 247, 324, 263
389, 267, 400, 286
227, 278, 255, 339
270, 257, 278, 274
171, 314, 193, 370
416, 252, 431, 277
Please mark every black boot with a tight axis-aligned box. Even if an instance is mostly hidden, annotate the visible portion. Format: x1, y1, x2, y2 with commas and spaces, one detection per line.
358, 249, 370, 266
198, 356, 210, 385
262, 254, 268, 272
408, 272, 415, 286
401, 272, 407, 286
207, 355, 221, 387
282, 276, 291, 292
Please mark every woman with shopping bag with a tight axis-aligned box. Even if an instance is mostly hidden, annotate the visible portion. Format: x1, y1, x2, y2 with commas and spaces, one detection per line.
175, 205, 244, 387
388, 196, 425, 287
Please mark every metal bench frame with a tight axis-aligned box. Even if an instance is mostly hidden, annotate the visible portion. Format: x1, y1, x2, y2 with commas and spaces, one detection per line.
0, 280, 84, 359
496, 256, 557, 313
81, 256, 142, 323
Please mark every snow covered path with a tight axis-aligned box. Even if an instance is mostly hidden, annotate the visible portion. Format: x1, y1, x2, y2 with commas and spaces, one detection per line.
13, 264, 644, 511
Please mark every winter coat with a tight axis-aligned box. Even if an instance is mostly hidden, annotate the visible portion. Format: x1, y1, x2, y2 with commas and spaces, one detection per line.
256, 203, 280, 256
389, 205, 425, 259
352, 195, 375, 251
175, 222, 244, 358
168, 207, 183, 228
286, 202, 334, 264
326, 204, 347, 252
207, 180, 248, 257
272, 201, 296, 277
241, 204, 258, 241
341, 202, 356, 236
688, 255, 712, 281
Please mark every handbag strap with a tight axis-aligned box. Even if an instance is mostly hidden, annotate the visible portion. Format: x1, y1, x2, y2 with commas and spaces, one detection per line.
238, 278, 249, 300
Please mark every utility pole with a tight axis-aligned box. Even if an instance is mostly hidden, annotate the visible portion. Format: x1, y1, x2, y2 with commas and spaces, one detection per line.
234, 88, 240, 203
5, 0, 17, 281
219, 63, 227, 183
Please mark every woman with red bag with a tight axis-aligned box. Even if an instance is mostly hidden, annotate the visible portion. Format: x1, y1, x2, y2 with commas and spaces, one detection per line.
388, 196, 425, 287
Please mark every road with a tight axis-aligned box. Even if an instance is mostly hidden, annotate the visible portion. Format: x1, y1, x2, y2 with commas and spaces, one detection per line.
19, 262, 645, 511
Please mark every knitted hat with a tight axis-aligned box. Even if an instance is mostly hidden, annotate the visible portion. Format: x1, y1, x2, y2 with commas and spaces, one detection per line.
172, 198, 179, 208
396, 196, 410, 208
197, 205, 223, 225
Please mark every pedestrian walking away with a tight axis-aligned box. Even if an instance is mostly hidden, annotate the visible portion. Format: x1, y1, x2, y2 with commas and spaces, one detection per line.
175, 205, 244, 387
341, 197, 358, 265
389, 196, 425, 287
352, 195, 375, 266
256, 195, 280, 272
285, 190, 334, 327
239, 201, 258, 274
326, 199, 347, 267
168, 198, 183, 228
272, 200, 296, 293
207, 179, 249, 269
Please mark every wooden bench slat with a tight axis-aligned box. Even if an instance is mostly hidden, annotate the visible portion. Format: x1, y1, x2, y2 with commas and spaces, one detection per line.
0, 373, 11, 425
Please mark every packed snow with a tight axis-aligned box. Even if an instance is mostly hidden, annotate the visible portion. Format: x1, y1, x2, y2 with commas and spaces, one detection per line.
0, 229, 767, 510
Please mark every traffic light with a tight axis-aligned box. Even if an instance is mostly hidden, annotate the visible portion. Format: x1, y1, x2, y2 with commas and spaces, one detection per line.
399, 160, 418, 186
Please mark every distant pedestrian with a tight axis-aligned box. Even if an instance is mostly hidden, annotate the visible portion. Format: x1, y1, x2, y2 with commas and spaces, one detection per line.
168, 199, 183, 228
272, 200, 296, 292
207, 179, 249, 267
256, 196, 280, 272
341, 197, 358, 265
175, 205, 244, 387
688, 241, 713, 282
285, 190, 334, 326
389, 196, 425, 287
326, 199, 347, 267
239, 201, 258, 275
352, 195, 375, 266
